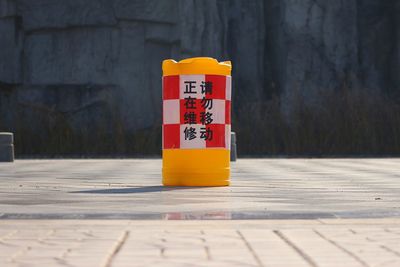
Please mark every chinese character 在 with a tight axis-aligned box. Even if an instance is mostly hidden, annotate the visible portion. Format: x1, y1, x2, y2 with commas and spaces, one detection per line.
200, 112, 213, 125
200, 127, 213, 141
184, 112, 197, 124
184, 81, 197, 94
184, 96, 196, 109
200, 81, 213, 95
184, 126, 197, 140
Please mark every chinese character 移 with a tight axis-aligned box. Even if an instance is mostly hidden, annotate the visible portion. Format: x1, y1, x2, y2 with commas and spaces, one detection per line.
200, 112, 213, 125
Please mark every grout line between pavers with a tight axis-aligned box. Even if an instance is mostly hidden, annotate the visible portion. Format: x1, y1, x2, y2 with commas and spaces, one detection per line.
200, 230, 212, 261
380, 245, 400, 258
273, 230, 318, 267
101, 230, 130, 267
236, 230, 264, 267
313, 229, 369, 267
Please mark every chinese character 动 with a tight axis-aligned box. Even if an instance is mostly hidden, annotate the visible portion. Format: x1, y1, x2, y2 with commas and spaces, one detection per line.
200, 127, 213, 141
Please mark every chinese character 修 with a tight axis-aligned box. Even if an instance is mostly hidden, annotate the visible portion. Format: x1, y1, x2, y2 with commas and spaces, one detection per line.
200, 81, 212, 95
184, 127, 197, 140
200, 112, 213, 125
200, 127, 213, 141
184, 112, 197, 125
184, 81, 197, 94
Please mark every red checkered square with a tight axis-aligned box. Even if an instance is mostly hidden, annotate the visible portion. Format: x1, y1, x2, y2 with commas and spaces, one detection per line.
206, 75, 226, 99
163, 74, 231, 150
179, 99, 205, 124
225, 100, 231, 125
163, 124, 180, 149
163, 75, 179, 100
206, 124, 226, 148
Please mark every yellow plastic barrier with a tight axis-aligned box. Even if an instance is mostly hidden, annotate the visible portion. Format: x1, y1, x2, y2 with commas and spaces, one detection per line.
162, 57, 232, 186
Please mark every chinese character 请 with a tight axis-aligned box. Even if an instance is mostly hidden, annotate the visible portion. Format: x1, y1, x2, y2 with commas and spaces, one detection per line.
200, 81, 213, 95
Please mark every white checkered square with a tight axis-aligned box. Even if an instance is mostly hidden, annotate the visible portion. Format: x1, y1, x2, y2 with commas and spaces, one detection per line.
226, 76, 232, 101
209, 99, 226, 124
225, 125, 231, 150
163, 100, 180, 124
180, 124, 206, 149
179, 75, 205, 100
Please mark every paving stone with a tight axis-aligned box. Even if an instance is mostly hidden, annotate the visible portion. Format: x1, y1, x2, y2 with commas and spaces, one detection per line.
0, 220, 399, 266
1, 158, 400, 219
0, 159, 399, 266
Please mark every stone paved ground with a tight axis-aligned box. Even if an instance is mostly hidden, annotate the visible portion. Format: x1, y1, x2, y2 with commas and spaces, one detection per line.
1, 219, 400, 267
0, 159, 400, 266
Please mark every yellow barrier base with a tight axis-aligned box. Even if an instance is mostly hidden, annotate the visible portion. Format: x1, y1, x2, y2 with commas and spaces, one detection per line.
162, 149, 230, 186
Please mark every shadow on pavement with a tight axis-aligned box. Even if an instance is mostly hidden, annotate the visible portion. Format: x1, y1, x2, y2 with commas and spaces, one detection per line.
71, 186, 204, 194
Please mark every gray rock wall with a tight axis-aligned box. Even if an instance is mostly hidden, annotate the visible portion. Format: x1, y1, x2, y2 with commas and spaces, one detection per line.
0, 0, 399, 155
264, 0, 399, 112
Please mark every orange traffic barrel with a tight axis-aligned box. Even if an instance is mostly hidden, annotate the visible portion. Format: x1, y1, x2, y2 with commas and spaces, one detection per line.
162, 57, 232, 186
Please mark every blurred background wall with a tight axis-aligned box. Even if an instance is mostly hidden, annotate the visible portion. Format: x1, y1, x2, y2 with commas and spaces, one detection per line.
0, 0, 399, 156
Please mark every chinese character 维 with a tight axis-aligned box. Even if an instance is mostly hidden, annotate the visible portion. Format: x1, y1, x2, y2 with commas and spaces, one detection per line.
184, 112, 197, 125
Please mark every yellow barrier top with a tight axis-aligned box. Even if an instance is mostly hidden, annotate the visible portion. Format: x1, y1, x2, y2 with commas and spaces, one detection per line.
162, 57, 232, 76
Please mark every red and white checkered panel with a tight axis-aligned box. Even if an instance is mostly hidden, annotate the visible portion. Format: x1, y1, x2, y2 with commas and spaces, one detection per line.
163, 74, 231, 150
